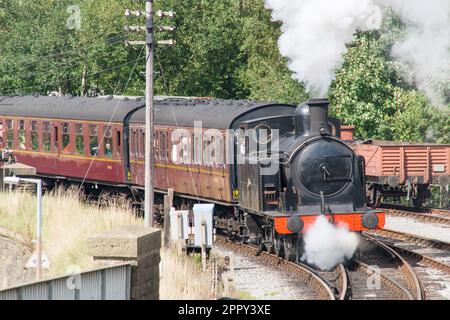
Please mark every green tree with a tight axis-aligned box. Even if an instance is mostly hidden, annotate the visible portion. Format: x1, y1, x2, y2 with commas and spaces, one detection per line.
329, 32, 397, 139
236, 0, 308, 104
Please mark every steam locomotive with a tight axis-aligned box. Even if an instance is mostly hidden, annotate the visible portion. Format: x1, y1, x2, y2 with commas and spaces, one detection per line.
0, 95, 384, 261
234, 99, 384, 260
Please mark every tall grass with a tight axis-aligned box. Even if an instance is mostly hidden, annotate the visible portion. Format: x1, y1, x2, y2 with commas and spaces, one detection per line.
0, 189, 218, 299
160, 246, 215, 300
0, 189, 141, 276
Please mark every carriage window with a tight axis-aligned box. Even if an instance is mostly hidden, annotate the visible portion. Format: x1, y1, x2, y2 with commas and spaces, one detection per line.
211, 136, 216, 161
132, 130, 137, 157
203, 137, 210, 165
75, 124, 84, 155
54, 126, 59, 152
18, 120, 26, 150
171, 144, 178, 164
6, 119, 13, 149
140, 130, 145, 159
42, 121, 51, 152
62, 123, 70, 153
194, 134, 201, 165
217, 136, 224, 166
116, 130, 122, 157
137, 130, 141, 157
161, 132, 166, 161
0, 123, 3, 146
89, 125, 98, 156
155, 131, 160, 160
104, 126, 113, 158
31, 121, 38, 151
180, 135, 191, 164
205, 136, 216, 166
142, 132, 146, 157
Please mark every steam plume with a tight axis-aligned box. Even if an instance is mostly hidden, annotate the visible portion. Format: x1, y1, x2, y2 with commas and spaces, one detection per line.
301, 216, 360, 271
265, 0, 450, 105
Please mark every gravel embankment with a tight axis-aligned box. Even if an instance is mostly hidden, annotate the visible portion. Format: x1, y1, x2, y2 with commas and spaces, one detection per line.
385, 216, 450, 243
213, 245, 316, 300
0, 236, 34, 289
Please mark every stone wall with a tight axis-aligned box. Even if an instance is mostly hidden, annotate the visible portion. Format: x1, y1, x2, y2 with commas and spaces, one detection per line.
87, 225, 161, 300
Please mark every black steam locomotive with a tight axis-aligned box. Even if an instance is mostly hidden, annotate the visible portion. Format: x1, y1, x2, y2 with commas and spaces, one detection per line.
235, 99, 384, 260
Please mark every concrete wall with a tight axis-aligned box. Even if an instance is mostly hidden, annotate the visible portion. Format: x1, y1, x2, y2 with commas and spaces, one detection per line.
88, 225, 161, 300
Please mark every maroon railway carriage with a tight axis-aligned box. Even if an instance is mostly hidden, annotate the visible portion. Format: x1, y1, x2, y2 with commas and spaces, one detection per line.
0, 95, 142, 188
0, 95, 296, 206
128, 98, 297, 205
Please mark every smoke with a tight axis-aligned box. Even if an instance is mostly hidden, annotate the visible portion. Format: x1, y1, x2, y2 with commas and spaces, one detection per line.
301, 216, 360, 271
265, 0, 450, 105
381, 0, 450, 106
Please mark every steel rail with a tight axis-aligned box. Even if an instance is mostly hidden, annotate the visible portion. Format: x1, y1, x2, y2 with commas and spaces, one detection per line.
215, 236, 340, 300
370, 228, 450, 251
363, 234, 425, 300
383, 208, 450, 226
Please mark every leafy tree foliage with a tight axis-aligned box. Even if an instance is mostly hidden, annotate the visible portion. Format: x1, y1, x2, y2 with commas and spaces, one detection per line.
0, 1, 447, 142
329, 11, 449, 142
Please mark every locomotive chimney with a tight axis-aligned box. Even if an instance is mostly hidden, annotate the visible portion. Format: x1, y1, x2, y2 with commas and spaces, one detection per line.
294, 99, 330, 137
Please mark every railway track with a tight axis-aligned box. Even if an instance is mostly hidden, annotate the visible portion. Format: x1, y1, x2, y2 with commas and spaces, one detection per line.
343, 234, 424, 300
215, 235, 347, 300
366, 230, 450, 300
214, 234, 431, 300
380, 205, 450, 226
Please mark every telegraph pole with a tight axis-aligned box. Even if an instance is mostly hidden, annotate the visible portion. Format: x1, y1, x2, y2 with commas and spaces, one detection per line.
144, 0, 154, 228
125, 1, 176, 228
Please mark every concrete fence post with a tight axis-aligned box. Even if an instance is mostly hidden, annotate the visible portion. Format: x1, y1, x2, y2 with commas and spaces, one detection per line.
87, 225, 161, 300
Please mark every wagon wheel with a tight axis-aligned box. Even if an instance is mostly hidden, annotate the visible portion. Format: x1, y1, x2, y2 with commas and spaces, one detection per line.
368, 185, 379, 207
412, 196, 424, 209
411, 184, 425, 208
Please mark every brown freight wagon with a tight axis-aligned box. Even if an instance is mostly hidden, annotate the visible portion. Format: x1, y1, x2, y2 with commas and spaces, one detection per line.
352, 141, 450, 208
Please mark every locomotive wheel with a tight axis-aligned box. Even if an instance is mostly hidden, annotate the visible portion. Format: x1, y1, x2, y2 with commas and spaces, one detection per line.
283, 238, 293, 261
273, 231, 282, 257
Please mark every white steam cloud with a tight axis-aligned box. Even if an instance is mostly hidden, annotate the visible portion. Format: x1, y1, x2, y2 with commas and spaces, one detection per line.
301, 216, 360, 271
265, 0, 450, 105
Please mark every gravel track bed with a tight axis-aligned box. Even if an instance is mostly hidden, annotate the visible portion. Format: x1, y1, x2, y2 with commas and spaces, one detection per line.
385, 216, 450, 243
212, 244, 317, 300
371, 233, 450, 300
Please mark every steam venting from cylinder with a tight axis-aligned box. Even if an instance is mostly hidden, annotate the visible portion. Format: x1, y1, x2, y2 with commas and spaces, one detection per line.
295, 99, 330, 137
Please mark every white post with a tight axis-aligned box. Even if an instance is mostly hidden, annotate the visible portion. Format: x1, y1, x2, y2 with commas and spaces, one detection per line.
36, 179, 42, 280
